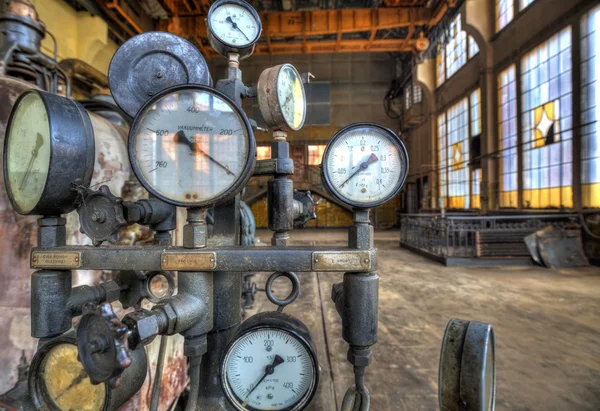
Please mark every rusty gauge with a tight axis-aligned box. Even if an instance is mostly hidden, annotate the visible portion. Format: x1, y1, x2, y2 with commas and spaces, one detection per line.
321, 123, 409, 209
129, 84, 256, 207
257, 64, 307, 131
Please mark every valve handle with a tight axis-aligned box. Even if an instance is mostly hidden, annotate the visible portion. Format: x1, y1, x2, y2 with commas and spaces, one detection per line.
76, 302, 132, 388
77, 185, 127, 246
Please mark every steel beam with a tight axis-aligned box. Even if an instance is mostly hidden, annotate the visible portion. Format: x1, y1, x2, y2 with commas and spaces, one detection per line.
30, 246, 378, 273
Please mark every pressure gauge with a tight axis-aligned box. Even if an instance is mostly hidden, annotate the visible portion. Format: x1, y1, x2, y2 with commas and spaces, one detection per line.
257, 64, 306, 131
3, 90, 95, 215
129, 84, 255, 207
207, 0, 262, 59
222, 312, 319, 411
321, 123, 408, 209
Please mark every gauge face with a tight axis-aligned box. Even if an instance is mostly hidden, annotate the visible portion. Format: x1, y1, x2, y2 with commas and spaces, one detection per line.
4, 92, 51, 214
40, 343, 106, 411
223, 327, 318, 411
277, 65, 306, 131
209, 1, 260, 47
322, 123, 408, 208
129, 85, 255, 207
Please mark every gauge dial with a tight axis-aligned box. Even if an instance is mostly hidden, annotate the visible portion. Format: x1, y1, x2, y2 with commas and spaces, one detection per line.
321, 123, 408, 208
222, 327, 318, 411
4, 92, 51, 214
3, 90, 95, 216
129, 85, 255, 207
257, 64, 306, 131
207, 0, 262, 58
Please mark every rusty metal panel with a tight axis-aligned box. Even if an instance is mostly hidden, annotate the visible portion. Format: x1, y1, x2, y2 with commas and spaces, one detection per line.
536, 227, 590, 269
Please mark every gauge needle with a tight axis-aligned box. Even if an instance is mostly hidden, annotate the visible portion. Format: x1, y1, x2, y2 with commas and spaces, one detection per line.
174, 130, 235, 176
242, 355, 284, 406
19, 132, 44, 190
282, 93, 294, 107
226, 16, 250, 42
340, 153, 379, 188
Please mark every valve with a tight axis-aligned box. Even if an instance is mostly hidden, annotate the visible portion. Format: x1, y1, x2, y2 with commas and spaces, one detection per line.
293, 189, 318, 227
76, 302, 132, 388
77, 185, 127, 246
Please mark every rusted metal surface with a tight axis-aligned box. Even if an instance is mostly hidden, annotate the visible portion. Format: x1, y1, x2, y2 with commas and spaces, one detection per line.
534, 226, 590, 269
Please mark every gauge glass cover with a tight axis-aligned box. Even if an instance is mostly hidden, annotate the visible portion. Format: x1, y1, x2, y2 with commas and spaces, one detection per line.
41, 343, 106, 410
130, 86, 253, 206
5, 92, 51, 214
223, 327, 317, 411
323, 124, 407, 207
277, 65, 306, 130
210, 3, 260, 47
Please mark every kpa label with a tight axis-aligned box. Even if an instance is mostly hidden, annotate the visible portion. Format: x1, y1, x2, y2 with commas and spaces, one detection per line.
161, 252, 217, 270
31, 251, 82, 269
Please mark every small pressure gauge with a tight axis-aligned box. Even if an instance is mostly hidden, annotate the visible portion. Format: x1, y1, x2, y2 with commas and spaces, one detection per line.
321, 123, 408, 209
3, 90, 95, 215
257, 64, 307, 131
129, 84, 255, 208
221, 312, 319, 411
207, 0, 262, 59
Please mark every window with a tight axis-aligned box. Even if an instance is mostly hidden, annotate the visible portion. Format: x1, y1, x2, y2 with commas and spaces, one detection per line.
307, 145, 326, 166
498, 65, 518, 207
256, 146, 271, 160
519, 0, 536, 11
436, 14, 479, 87
438, 114, 447, 206
496, 0, 514, 32
405, 86, 412, 110
438, 89, 481, 209
582, 5, 600, 207
521, 27, 572, 208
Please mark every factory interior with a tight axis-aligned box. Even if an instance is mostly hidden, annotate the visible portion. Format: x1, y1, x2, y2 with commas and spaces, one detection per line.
0, 0, 599, 410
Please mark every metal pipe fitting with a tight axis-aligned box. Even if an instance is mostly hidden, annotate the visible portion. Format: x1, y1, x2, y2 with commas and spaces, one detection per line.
31, 270, 71, 338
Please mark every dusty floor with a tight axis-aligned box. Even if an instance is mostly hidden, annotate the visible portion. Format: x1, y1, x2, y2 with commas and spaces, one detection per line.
248, 229, 600, 411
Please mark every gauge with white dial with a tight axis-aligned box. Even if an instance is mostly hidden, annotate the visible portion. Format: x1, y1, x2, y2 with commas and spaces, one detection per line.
221, 313, 319, 411
257, 64, 306, 131
321, 123, 408, 208
3, 90, 95, 215
128, 84, 255, 207
207, 0, 262, 58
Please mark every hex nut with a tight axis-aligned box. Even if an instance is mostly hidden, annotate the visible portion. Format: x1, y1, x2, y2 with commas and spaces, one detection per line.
100, 281, 121, 303
37, 217, 67, 227
347, 348, 372, 367
122, 309, 159, 350
156, 303, 177, 335
271, 141, 289, 158
183, 223, 207, 248
184, 337, 208, 358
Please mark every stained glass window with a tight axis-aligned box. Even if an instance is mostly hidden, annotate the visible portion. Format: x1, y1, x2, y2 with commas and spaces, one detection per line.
256, 146, 271, 160
436, 14, 479, 87
307, 145, 326, 166
521, 27, 572, 209
582, 5, 600, 208
498, 65, 518, 207
438, 114, 447, 207
472, 169, 481, 209
496, 0, 514, 32
470, 89, 482, 136
447, 99, 470, 209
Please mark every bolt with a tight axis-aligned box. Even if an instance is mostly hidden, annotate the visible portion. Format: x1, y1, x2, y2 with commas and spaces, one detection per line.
364, 258, 370, 263
156, 71, 163, 78
314, 258, 319, 263
148, 91, 154, 96
266, 345, 272, 352
86, 337, 108, 355
267, 394, 274, 400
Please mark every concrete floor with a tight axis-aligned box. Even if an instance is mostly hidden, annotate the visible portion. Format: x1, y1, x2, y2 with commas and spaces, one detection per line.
248, 229, 600, 411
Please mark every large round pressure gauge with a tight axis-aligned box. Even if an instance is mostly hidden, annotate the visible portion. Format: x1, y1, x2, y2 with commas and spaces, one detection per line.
207, 0, 262, 59
3, 90, 95, 215
321, 123, 408, 209
257, 64, 306, 131
129, 84, 255, 207
222, 312, 319, 411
